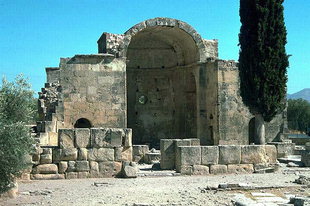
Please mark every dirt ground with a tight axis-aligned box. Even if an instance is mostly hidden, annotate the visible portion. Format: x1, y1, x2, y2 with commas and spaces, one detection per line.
1, 166, 309, 206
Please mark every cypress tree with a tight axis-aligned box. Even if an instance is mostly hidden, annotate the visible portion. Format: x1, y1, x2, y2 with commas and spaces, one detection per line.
239, 0, 289, 144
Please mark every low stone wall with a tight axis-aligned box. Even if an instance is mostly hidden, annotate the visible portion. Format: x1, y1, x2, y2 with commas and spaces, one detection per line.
160, 139, 278, 175
31, 128, 132, 179
301, 143, 310, 167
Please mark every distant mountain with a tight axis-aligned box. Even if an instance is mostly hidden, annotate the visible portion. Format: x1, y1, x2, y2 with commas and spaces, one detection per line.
287, 88, 310, 102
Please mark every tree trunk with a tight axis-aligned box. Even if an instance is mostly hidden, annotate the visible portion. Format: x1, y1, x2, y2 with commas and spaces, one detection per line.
255, 114, 265, 145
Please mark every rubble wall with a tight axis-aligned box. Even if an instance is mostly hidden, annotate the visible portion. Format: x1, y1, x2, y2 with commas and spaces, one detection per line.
31, 128, 132, 179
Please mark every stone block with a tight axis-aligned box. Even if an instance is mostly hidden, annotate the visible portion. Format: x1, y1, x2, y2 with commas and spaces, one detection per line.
144, 152, 161, 164
114, 147, 122, 161
227, 164, 254, 174
241, 145, 266, 164
124, 128, 132, 147
58, 161, 68, 173
75, 128, 90, 148
114, 162, 122, 174
160, 139, 175, 169
132, 145, 148, 163
269, 142, 295, 158
78, 172, 89, 179
219, 145, 241, 164
78, 148, 88, 160
301, 151, 310, 167
42, 148, 52, 154
90, 161, 99, 172
192, 165, 209, 175
91, 128, 111, 148
264, 145, 277, 163
176, 146, 201, 172
121, 146, 132, 161
67, 161, 76, 172
110, 128, 123, 147
121, 162, 137, 178
76, 161, 90, 172
40, 154, 52, 164
33, 164, 58, 174
201, 146, 219, 165
174, 139, 191, 147
53, 148, 78, 161
31, 174, 65, 180
48, 132, 58, 146
66, 172, 78, 179
98, 162, 114, 177
179, 165, 192, 175
188, 138, 201, 146
59, 129, 75, 149
88, 148, 114, 162
210, 165, 227, 174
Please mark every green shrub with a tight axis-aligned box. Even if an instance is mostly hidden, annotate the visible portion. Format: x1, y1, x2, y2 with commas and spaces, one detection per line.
0, 75, 35, 194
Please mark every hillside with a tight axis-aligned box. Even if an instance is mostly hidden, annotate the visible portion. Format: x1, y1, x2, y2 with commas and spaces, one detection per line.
288, 88, 310, 102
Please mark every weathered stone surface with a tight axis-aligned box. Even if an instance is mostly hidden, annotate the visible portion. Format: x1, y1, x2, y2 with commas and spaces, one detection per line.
180, 165, 192, 175
78, 172, 89, 179
78, 148, 88, 160
114, 146, 122, 161
269, 142, 295, 158
75, 128, 90, 148
144, 152, 161, 164
241, 145, 266, 164
91, 128, 110, 148
31, 174, 65, 180
53, 148, 78, 161
124, 129, 132, 147
227, 164, 254, 174
40, 154, 52, 164
132, 145, 149, 163
210, 165, 227, 174
110, 128, 123, 147
98, 162, 114, 177
42, 148, 52, 154
192, 165, 209, 175
76, 161, 90, 172
88, 148, 114, 162
89, 161, 100, 178
174, 139, 191, 147
91, 128, 124, 148
66, 172, 78, 179
114, 162, 122, 174
59, 129, 75, 149
264, 145, 277, 163
121, 162, 137, 178
33, 164, 58, 174
176, 146, 201, 172
58, 161, 68, 173
160, 139, 175, 170
121, 146, 133, 162
219, 145, 241, 164
188, 138, 200, 146
301, 151, 310, 167
67, 161, 76, 172
201, 146, 219, 165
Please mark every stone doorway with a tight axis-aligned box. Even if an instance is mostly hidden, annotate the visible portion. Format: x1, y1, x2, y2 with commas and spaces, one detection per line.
126, 26, 199, 148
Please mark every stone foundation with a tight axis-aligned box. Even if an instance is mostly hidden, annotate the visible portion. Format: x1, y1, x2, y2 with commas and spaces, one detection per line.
160, 139, 278, 175
31, 128, 132, 179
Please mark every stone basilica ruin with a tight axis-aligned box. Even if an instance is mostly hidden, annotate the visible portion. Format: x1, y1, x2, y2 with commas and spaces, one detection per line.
30, 18, 294, 179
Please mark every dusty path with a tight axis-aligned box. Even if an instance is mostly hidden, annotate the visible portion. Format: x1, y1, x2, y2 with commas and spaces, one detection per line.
1, 168, 309, 206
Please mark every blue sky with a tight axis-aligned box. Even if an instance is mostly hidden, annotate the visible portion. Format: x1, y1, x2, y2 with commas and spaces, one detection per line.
0, 0, 309, 96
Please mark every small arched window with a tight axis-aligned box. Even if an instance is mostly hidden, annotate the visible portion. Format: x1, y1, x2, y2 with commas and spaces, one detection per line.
74, 118, 92, 128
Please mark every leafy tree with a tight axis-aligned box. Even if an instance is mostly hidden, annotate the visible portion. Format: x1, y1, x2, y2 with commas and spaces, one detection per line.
0, 75, 35, 194
287, 99, 310, 134
239, 0, 289, 144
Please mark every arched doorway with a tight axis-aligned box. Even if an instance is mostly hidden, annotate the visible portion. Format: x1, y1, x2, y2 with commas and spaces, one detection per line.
74, 118, 92, 128
126, 25, 199, 148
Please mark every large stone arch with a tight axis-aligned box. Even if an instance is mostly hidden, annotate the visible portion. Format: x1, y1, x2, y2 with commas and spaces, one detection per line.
120, 17, 208, 63
125, 18, 201, 148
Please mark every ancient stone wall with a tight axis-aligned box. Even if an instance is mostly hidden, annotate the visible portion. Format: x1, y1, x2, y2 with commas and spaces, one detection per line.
217, 60, 286, 145
160, 139, 278, 175
57, 54, 127, 128
31, 128, 132, 179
